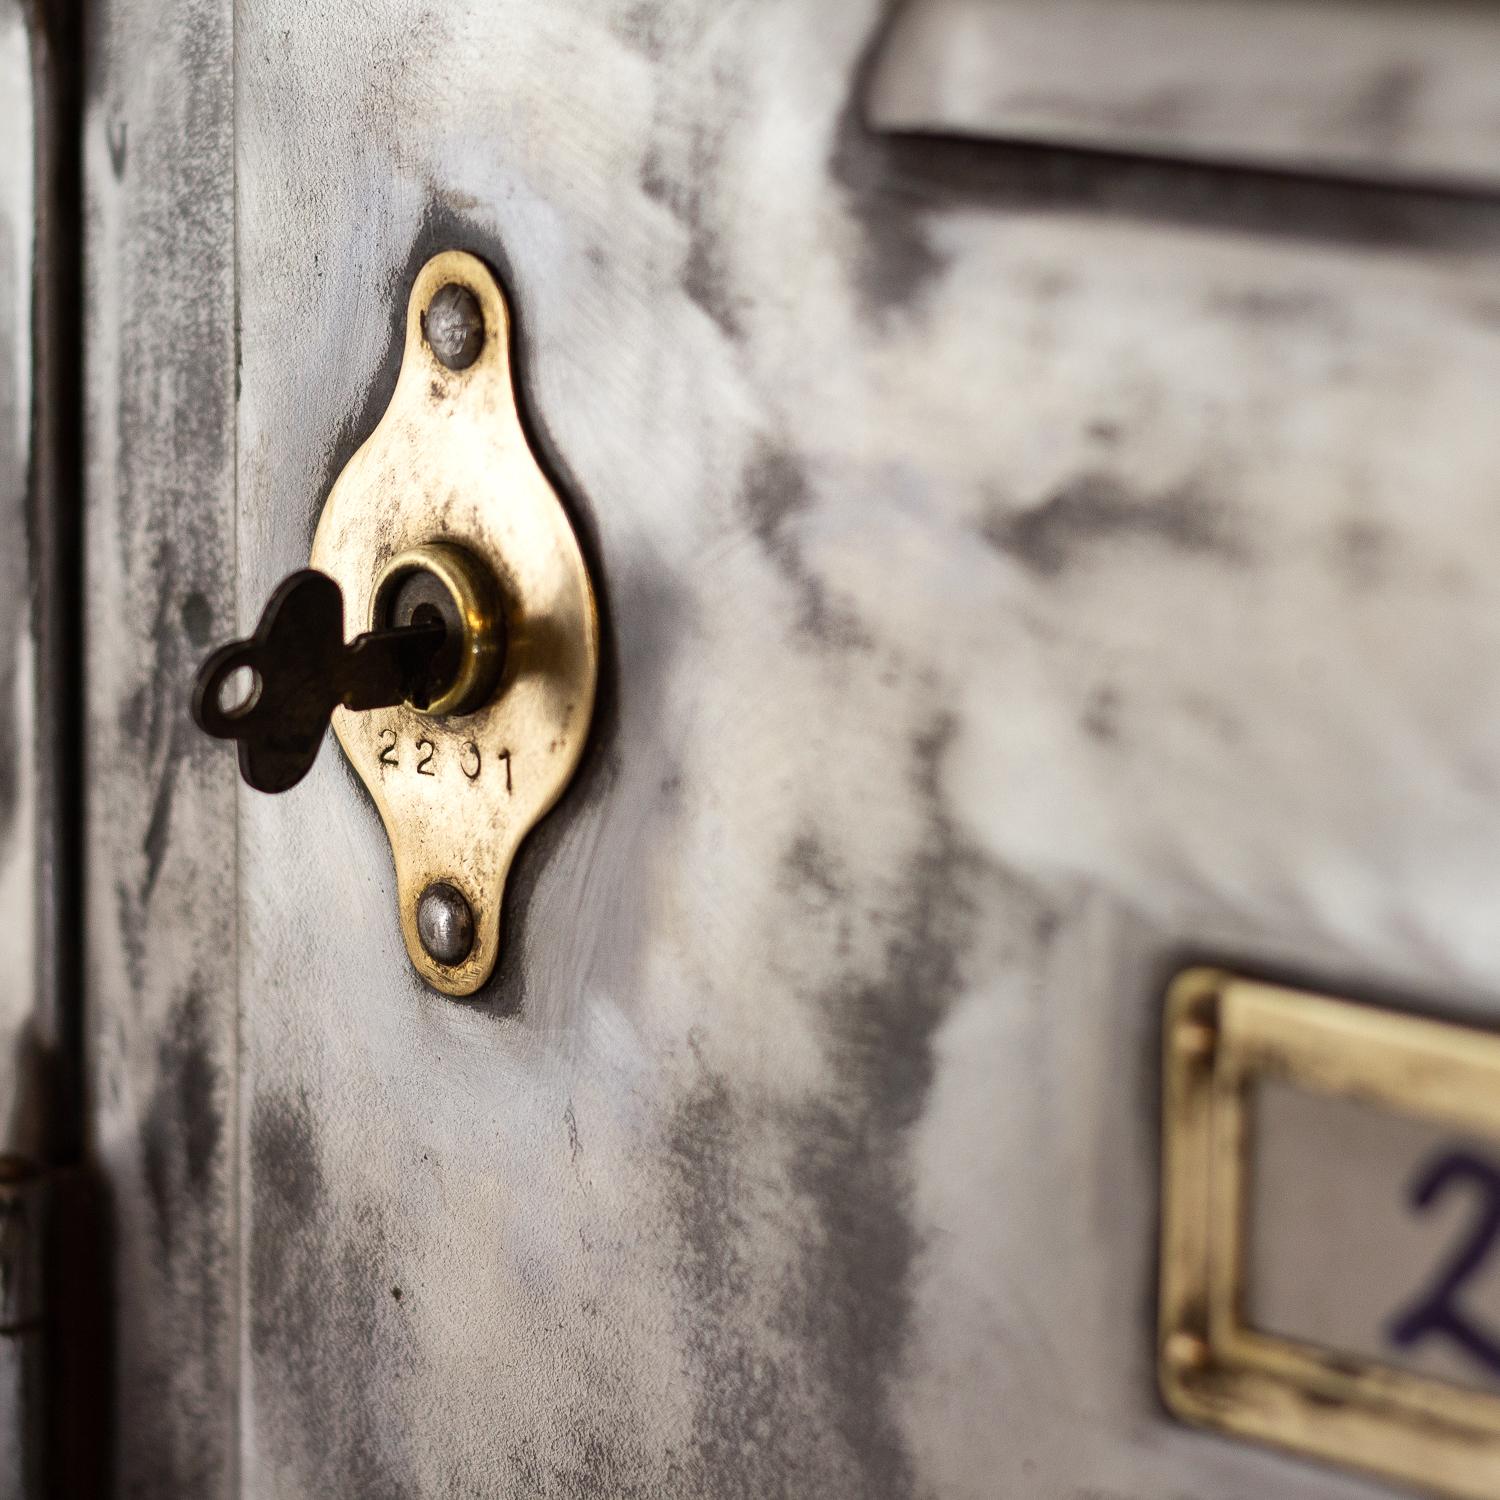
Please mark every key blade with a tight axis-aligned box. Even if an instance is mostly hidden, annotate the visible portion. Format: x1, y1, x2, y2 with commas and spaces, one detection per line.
342, 620, 446, 713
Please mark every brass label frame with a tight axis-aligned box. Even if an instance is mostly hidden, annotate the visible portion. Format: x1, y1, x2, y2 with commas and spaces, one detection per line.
310, 251, 598, 996
1161, 969, 1500, 1498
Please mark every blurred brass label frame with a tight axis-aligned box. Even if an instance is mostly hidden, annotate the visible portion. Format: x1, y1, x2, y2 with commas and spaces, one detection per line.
1161, 969, 1500, 1499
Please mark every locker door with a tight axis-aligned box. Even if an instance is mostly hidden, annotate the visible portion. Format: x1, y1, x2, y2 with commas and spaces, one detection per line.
83, 3, 1500, 1496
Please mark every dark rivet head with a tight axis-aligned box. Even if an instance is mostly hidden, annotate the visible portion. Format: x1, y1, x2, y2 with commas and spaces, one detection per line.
416, 881, 475, 967
423, 283, 484, 371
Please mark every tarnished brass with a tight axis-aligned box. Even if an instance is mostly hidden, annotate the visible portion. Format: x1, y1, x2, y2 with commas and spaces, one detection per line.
1161, 969, 1500, 1498
310, 251, 598, 996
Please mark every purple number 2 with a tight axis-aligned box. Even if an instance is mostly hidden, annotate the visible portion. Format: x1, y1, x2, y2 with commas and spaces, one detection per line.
1387, 1149, 1500, 1378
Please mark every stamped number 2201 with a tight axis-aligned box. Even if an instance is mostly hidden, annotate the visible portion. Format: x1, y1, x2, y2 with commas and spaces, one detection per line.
376, 728, 512, 791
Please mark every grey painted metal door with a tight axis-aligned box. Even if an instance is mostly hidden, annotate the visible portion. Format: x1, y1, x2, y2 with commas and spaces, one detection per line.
83, 2, 1500, 1496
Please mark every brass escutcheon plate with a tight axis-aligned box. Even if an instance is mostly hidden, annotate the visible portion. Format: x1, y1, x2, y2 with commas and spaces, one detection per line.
310, 250, 598, 996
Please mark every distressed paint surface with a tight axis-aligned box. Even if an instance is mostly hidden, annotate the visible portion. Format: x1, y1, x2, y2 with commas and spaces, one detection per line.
226, 3, 1500, 1497
84, 0, 239, 1492
79, 0, 1500, 1495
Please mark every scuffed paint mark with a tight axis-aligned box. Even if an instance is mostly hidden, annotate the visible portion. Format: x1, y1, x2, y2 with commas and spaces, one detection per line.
783, 714, 976, 1500
739, 438, 872, 650
137, 547, 194, 901
248, 1086, 418, 1498
982, 472, 1247, 578
781, 831, 845, 907
1330, 515, 1395, 590
1081, 683, 1123, 744
106, 116, 128, 178
140, 988, 223, 1255
127, 983, 232, 1495
640, 133, 745, 339
827, 9, 952, 318
665, 1050, 819, 1499
665, 717, 981, 1499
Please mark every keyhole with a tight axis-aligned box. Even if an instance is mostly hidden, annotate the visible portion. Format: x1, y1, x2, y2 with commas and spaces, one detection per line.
409, 601, 446, 634
370, 543, 506, 718
405, 602, 450, 710
382, 575, 461, 710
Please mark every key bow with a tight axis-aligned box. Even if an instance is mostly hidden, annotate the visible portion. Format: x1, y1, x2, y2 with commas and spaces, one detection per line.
190, 569, 444, 793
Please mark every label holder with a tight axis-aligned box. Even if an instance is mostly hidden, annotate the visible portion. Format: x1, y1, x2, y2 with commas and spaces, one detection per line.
1161, 969, 1500, 1498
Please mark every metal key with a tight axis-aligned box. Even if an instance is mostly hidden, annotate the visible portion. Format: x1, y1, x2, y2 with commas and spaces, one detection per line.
190, 569, 446, 794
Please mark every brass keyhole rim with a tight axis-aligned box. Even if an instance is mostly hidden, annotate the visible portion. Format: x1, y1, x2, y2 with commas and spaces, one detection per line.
371, 541, 505, 718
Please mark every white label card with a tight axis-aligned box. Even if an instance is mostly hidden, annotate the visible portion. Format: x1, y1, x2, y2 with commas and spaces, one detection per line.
1249, 1080, 1500, 1396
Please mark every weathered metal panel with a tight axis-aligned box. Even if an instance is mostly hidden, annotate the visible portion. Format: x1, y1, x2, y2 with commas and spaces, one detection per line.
223, 2, 1500, 1496
84, 0, 239, 1491
0, 15, 40, 1489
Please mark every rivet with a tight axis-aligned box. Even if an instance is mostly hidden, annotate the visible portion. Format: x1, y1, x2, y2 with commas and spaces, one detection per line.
1164, 1332, 1212, 1373
417, 881, 475, 968
423, 283, 484, 371
1176, 1020, 1218, 1060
